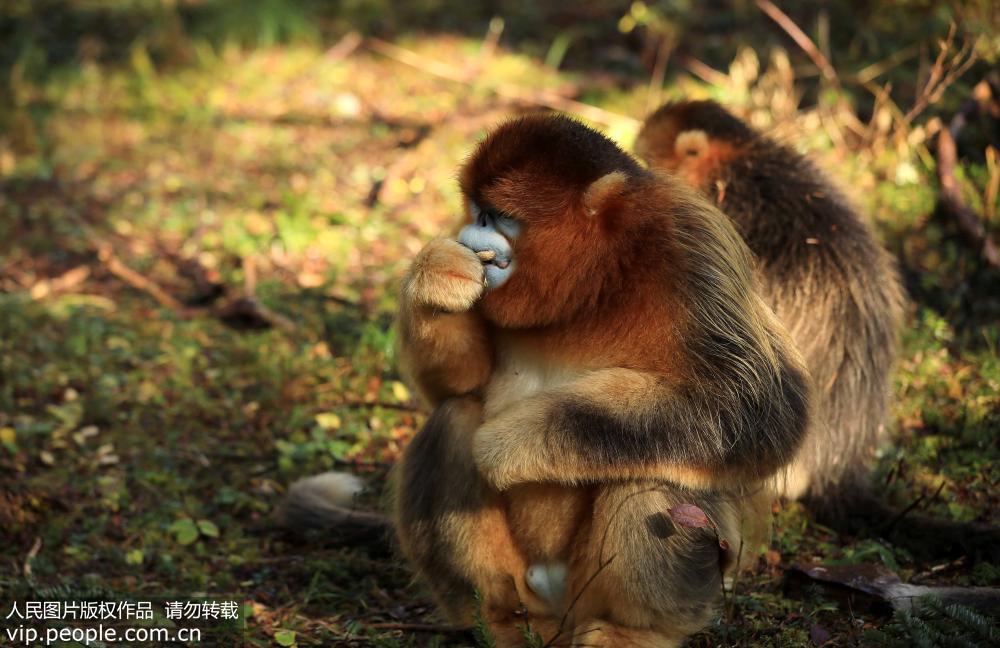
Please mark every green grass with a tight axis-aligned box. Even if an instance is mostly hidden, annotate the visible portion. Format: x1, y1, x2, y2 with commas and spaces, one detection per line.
1, 16, 998, 647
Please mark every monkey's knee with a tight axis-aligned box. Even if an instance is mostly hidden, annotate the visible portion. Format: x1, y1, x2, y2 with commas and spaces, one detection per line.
571, 484, 740, 637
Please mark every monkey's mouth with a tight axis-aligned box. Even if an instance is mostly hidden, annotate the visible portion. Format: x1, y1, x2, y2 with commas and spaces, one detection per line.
457, 223, 514, 290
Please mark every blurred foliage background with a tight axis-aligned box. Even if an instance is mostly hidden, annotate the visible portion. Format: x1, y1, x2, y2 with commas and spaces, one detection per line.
1, 1, 998, 646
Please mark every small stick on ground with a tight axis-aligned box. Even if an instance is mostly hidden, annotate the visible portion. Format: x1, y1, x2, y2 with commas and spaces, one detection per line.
97, 245, 189, 313
29, 266, 91, 300
215, 297, 297, 332
324, 31, 362, 63
883, 481, 946, 536
23, 537, 42, 579
97, 235, 299, 331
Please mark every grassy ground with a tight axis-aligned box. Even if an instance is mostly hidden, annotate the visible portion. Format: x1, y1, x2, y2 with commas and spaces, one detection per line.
1, 13, 999, 648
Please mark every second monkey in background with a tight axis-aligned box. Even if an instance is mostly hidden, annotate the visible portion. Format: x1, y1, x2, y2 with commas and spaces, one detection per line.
632, 102, 1000, 560
637, 99, 905, 510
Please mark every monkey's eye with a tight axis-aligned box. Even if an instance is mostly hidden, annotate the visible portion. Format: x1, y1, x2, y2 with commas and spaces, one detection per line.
492, 211, 521, 239
685, 148, 700, 157
492, 211, 515, 226
470, 201, 520, 239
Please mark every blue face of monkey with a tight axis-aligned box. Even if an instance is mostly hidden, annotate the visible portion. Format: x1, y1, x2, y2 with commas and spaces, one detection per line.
458, 202, 520, 290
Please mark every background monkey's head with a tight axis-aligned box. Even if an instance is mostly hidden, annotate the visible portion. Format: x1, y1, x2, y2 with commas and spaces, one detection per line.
635, 100, 754, 192
457, 113, 653, 329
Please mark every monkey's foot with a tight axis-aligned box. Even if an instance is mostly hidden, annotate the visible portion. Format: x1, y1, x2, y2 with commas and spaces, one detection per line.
525, 562, 567, 607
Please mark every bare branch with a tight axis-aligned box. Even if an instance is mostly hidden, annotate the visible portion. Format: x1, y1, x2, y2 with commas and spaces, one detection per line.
645, 36, 673, 116
29, 266, 91, 300
97, 244, 188, 313
23, 537, 41, 579
681, 56, 729, 87
902, 24, 977, 127
936, 88, 1000, 268
324, 31, 362, 63
755, 0, 841, 91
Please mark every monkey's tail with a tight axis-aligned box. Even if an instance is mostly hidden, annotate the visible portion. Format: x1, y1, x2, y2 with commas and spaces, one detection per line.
276, 472, 392, 549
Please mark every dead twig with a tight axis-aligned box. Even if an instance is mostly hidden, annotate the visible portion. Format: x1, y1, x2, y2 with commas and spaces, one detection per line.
645, 35, 673, 116
29, 266, 90, 300
986, 145, 999, 223
219, 256, 298, 330
903, 24, 977, 128
755, 0, 865, 136
852, 44, 920, 85
755, 0, 841, 92
936, 82, 1000, 268
324, 31, 362, 63
97, 239, 301, 330
97, 244, 188, 312
216, 297, 298, 332
680, 56, 729, 87
883, 481, 946, 536
545, 555, 615, 648
93, 229, 301, 330
23, 537, 41, 579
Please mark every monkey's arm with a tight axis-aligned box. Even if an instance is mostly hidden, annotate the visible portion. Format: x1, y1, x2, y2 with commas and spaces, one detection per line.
397, 238, 494, 407
473, 338, 810, 491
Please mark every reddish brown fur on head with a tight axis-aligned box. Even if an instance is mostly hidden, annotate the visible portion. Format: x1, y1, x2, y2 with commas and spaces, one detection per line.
635, 100, 752, 192
458, 113, 655, 330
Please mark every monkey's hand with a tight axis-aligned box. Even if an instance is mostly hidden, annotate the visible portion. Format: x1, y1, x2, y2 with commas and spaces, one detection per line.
402, 238, 485, 312
397, 238, 493, 408
473, 365, 808, 492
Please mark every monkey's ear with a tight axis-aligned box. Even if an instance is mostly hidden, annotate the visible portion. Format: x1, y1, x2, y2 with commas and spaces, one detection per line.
583, 171, 629, 216
675, 130, 709, 159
